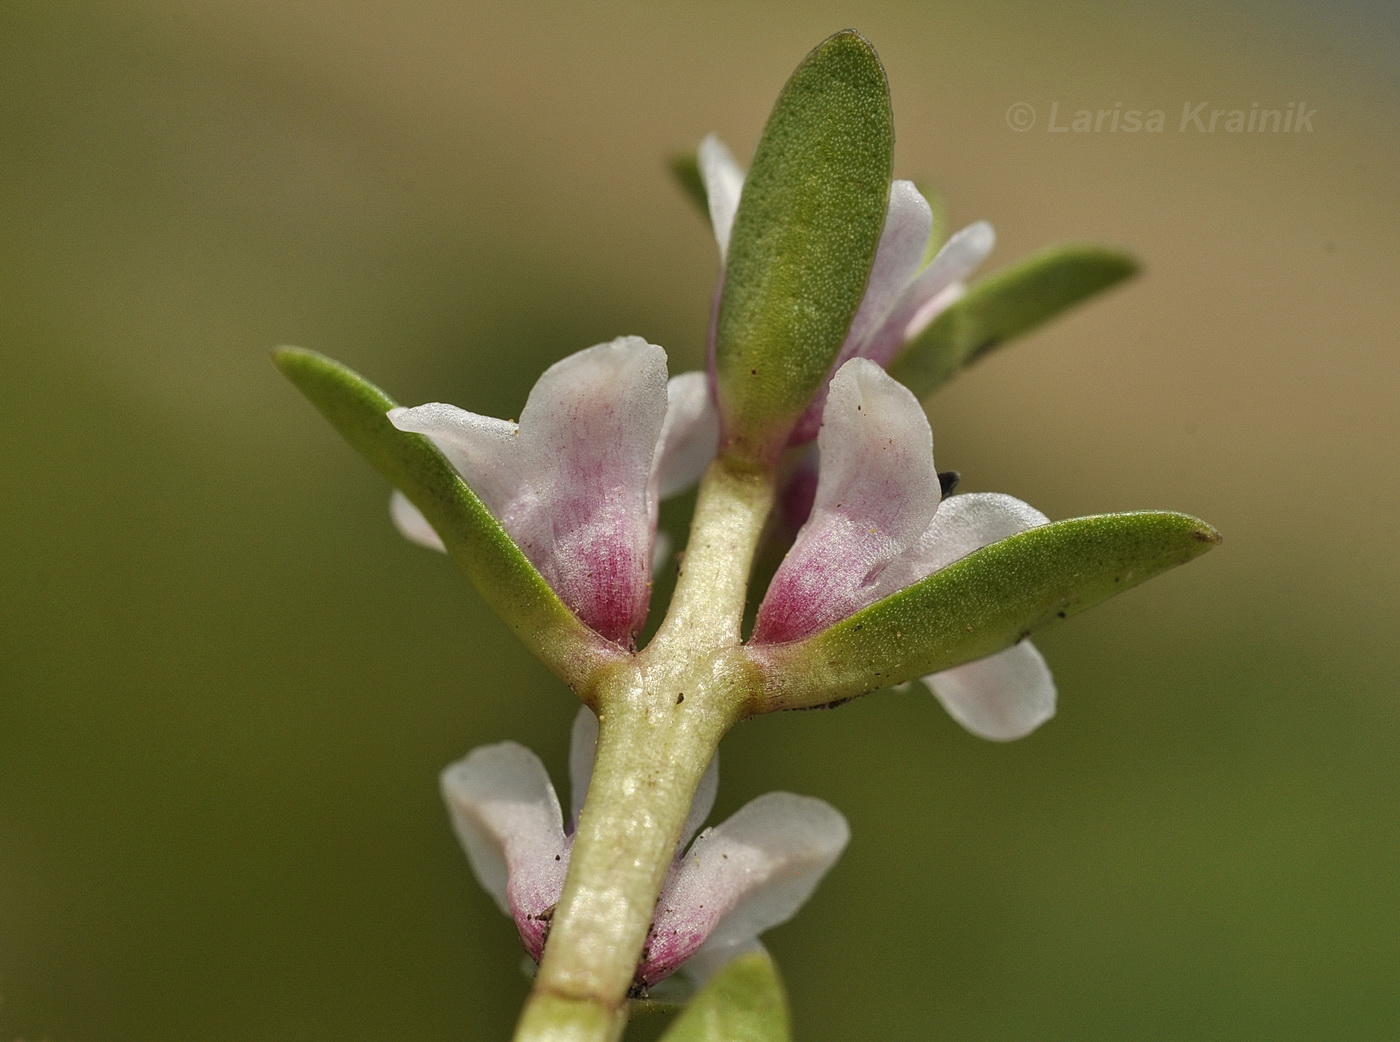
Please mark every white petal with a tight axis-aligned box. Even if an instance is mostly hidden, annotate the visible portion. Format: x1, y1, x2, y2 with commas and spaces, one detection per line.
843, 181, 934, 357
654, 371, 719, 499
387, 404, 520, 518
884, 491, 1050, 590
789, 181, 934, 443
640, 793, 848, 983
903, 281, 966, 343
398, 338, 670, 642
753, 359, 941, 643
389, 490, 445, 552
688, 794, 847, 950
440, 742, 568, 919
511, 338, 669, 641
699, 135, 744, 261
864, 221, 996, 368
927, 640, 1057, 741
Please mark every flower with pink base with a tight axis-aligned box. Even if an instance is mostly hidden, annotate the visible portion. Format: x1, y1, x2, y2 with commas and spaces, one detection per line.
442, 708, 847, 992
753, 358, 1057, 741
387, 337, 718, 645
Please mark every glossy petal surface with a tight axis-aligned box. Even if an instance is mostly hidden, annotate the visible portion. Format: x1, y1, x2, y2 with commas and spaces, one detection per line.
862, 220, 996, 369
391, 337, 668, 642
641, 793, 849, 984
656, 371, 721, 499
699, 135, 744, 261
790, 181, 934, 442
443, 709, 842, 986
754, 359, 941, 643
440, 742, 569, 958
927, 640, 1057, 740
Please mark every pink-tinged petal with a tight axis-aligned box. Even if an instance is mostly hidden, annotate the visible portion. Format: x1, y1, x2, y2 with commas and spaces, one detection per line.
441, 743, 570, 959
753, 359, 941, 643
565, 707, 717, 849
862, 220, 996, 369
926, 640, 1056, 741
395, 338, 670, 643
512, 338, 669, 642
790, 181, 934, 443
655, 371, 720, 499
389, 490, 444, 552
639, 793, 848, 985
507, 338, 669, 643
845, 181, 935, 353
699, 135, 744, 261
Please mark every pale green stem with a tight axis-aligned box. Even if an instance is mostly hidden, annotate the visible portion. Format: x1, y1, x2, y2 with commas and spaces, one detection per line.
511, 458, 776, 1042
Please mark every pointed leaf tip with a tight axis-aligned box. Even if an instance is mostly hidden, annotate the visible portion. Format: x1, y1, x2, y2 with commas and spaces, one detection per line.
273, 347, 619, 688
888, 243, 1140, 399
754, 510, 1220, 711
713, 29, 893, 464
659, 951, 791, 1042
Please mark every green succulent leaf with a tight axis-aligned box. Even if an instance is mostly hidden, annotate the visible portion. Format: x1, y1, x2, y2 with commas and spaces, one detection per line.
658, 951, 792, 1042
887, 243, 1139, 399
669, 150, 709, 217
714, 29, 894, 465
273, 348, 620, 688
754, 511, 1220, 711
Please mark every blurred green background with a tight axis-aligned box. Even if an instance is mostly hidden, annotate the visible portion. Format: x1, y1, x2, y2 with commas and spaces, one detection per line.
3, 1, 1398, 1039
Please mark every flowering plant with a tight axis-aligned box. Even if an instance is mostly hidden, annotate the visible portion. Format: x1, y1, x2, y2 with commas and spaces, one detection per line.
276, 30, 1218, 1042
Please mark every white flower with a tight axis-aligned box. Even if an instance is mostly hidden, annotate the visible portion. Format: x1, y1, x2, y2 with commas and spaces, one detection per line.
750, 359, 1057, 741
441, 709, 848, 990
387, 338, 718, 644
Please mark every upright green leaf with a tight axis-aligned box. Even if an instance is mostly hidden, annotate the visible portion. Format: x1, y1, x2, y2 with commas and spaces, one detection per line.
274, 348, 620, 689
887, 243, 1139, 399
659, 952, 791, 1042
714, 30, 893, 465
753, 511, 1220, 711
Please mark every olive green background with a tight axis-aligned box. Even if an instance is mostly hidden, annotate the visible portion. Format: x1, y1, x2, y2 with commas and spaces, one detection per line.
3, 1, 1397, 1039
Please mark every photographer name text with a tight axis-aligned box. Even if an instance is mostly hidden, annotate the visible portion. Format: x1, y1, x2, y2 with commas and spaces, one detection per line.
1005, 101, 1316, 133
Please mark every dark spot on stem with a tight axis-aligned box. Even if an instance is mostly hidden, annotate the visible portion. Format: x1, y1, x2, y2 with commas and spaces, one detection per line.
788, 695, 858, 712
